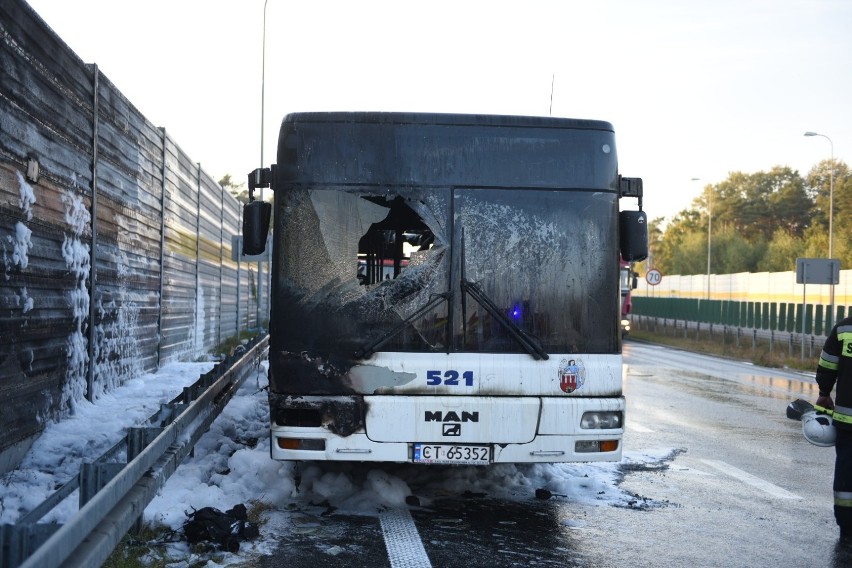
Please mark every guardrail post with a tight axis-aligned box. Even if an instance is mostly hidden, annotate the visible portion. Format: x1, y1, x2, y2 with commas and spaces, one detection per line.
126, 426, 162, 534
127, 427, 163, 461
2, 523, 60, 568
79, 463, 124, 507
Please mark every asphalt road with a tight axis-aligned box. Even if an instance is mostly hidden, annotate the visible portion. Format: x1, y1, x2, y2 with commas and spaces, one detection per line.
253, 342, 852, 568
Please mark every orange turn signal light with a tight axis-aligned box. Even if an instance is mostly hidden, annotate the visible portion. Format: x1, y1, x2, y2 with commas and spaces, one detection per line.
277, 438, 300, 450
276, 437, 326, 451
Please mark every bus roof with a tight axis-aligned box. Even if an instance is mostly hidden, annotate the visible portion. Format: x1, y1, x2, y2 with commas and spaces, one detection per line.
280, 112, 614, 132
275, 112, 619, 191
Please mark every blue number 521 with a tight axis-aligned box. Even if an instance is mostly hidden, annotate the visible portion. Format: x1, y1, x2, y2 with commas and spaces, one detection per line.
426, 370, 474, 386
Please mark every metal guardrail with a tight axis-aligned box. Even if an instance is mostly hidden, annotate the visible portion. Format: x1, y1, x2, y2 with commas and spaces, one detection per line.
1, 335, 269, 568
632, 315, 824, 362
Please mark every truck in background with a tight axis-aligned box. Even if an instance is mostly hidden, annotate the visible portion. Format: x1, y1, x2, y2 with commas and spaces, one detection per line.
242, 112, 647, 465
620, 258, 639, 337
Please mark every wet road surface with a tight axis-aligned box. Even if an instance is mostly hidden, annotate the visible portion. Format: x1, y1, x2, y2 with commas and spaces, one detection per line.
253, 342, 852, 567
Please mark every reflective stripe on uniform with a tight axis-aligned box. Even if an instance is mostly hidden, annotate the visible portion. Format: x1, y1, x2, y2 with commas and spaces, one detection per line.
832, 413, 852, 425
811, 404, 852, 424
838, 329, 852, 358
837, 325, 852, 357
832, 405, 852, 424
820, 350, 840, 370
835, 491, 852, 508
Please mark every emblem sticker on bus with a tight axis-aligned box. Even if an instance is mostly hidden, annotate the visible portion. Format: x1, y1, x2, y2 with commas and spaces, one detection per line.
426, 370, 474, 386
558, 358, 585, 394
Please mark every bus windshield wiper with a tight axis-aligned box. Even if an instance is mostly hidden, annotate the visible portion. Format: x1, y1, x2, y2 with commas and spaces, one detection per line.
459, 227, 548, 361
354, 292, 452, 359
460, 279, 549, 361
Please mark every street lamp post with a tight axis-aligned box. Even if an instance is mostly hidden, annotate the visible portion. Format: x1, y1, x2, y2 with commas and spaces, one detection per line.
256, 0, 270, 331
804, 131, 835, 316
692, 178, 709, 299
260, 0, 269, 196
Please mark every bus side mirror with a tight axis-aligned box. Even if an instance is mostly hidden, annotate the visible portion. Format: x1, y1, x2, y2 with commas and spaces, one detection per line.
632, 273, 639, 289
619, 210, 648, 262
242, 200, 271, 255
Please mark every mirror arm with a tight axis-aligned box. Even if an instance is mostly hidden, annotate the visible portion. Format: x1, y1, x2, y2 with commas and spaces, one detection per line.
247, 167, 273, 202
618, 176, 643, 210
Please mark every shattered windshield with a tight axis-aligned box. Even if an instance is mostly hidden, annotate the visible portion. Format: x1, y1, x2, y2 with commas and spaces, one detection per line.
272, 187, 451, 357
456, 188, 619, 354
272, 184, 619, 358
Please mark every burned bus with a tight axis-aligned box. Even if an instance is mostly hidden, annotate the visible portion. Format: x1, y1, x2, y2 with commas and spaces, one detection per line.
243, 112, 647, 465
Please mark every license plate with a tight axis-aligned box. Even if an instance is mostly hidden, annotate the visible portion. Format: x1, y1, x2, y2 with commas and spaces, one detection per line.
412, 444, 491, 465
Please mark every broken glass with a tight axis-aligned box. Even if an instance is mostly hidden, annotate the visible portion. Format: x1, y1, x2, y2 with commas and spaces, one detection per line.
272, 187, 451, 360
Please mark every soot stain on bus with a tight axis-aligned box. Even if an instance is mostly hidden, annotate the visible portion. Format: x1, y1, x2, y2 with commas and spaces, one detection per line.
271, 187, 450, 394
270, 395, 366, 437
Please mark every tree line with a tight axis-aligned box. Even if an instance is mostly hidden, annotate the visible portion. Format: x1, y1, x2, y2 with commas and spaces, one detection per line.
647, 159, 850, 276
220, 161, 850, 278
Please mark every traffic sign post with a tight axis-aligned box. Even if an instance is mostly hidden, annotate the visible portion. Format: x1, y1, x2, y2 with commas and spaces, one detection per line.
795, 258, 841, 362
646, 269, 662, 286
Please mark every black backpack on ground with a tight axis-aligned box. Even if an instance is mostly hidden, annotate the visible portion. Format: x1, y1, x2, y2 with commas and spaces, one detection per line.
183, 504, 260, 552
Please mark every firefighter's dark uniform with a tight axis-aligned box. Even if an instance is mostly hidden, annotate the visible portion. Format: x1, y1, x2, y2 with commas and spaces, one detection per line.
816, 316, 852, 534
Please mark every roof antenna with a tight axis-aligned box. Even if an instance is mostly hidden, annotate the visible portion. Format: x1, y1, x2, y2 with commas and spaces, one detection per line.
549, 74, 555, 116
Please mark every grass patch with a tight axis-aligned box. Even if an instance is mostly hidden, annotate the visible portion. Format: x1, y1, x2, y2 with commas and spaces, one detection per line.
246, 499, 275, 526
103, 500, 274, 567
212, 330, 264, 359
101, 525, 180, 568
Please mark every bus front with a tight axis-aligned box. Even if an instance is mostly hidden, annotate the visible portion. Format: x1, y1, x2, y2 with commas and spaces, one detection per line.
243, 112, 647, 465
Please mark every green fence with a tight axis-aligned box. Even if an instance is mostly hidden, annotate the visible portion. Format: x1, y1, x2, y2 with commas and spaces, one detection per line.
632, 297, 850, 336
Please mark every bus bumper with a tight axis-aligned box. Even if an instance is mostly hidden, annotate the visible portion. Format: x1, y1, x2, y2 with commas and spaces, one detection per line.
269, 395, 624, 464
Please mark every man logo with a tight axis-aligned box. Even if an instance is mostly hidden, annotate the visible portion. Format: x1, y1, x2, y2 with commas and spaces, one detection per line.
443, 423, 461, 436
424, 411, 479, 423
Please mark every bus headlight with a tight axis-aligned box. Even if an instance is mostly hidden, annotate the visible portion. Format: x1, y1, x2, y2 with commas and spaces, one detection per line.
580, 411, 622, 429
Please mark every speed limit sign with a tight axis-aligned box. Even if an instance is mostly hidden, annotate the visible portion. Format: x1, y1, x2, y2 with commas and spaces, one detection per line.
646, 269, 662, 286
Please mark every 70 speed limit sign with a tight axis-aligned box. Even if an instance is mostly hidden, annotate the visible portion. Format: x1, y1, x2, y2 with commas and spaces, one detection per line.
645, 269, 662, 286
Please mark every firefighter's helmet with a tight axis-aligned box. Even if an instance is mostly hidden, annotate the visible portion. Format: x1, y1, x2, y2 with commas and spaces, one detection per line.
802, 410, 837, 447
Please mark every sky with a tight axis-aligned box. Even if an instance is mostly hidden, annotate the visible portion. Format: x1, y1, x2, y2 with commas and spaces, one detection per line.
0, 358, 674, 564
23, 0, 852, 224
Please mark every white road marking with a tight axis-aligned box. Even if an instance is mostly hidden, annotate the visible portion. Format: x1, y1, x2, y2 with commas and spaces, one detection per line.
668, 464, 714, 475
700, 459, 802, 499
380, 508, 433, 568
628, 423, 654, 433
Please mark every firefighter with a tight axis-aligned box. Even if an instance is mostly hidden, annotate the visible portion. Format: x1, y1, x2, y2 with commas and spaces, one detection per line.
815, 315, 852, 541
